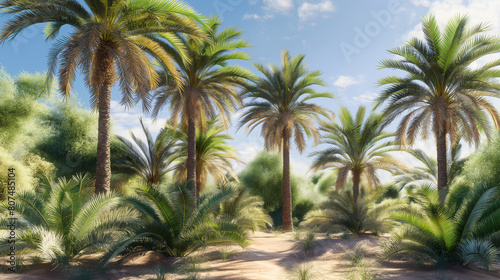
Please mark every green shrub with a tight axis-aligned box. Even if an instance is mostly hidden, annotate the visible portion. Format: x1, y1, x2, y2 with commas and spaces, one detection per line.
380, 184, 500, 270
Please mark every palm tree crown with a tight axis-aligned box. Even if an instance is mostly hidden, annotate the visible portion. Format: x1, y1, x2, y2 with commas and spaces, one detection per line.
152, 16, 252, 201
113, 118, 178, 187
239, 50, 334, 231
311, 106, 403, 202
375, 14, 500, 197
0, 0, 204, 193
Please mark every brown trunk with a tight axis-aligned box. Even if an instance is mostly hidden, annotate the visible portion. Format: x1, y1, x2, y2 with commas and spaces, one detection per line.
436, 131, 448, 202
352, 169, 361, 203
186, 89, 197, 202
94, 43, 116, 194
196, 164, 202, 198
282, 130, 293, 231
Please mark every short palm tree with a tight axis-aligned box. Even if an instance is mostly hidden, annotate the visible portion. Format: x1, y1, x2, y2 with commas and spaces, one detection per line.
0, 174, 134, 264
102, 184, 248, 264
310, 106, 403, 202
0, 0, 204, 193
152, 16, 252, 201
395, 143, 465, 189
170, 117, 241, 198
381, 184, 500, 270
375, 14, 500, 198
239, 51, 334, 231
113, 118, 178, 187
301, 189, 403, 235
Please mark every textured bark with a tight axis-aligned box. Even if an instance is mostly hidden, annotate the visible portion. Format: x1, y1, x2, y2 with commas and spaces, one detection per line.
436, 131, 448, 201
186, 89, 197, 202
282, 130, 293, 231
196, 163, 202, 198
352, 169, 361, 203
94, 42, 116, 194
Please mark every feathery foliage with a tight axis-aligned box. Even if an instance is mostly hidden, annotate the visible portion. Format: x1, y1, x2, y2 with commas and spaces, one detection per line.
102, 184, 248, 264
310, 106, 403, 202
113, 118, 178, 187
381, 184, 500, 269
301, 189, 403, 235
0, 174, 133, 264
169, 117, 241, 195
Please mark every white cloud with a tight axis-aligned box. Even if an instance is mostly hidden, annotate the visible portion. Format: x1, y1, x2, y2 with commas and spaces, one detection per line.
352, 92, 377, 104
243, 13, 261, 20
333, 75, 364, 88
264, 0, 294, 14
110, 100, 166, 141
298, 1, 335, 22
233, 143, 262, 172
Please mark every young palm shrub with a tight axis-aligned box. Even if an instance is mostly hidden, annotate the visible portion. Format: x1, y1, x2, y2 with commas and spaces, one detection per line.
301, 190, 403, 235
381, 184, 500, 269
0, 174, 134, 264
217, 187, 273, 232
102, 185, 248, 265
113, 118, 178, 187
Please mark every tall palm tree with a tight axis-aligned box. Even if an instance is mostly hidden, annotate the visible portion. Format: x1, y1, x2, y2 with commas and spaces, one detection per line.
170, 117, 241, 198
113, 118, 178, 187
239, 51, 334, 231
151, 16, 252, 201
375, 15, 500, 199
310, 106, 403, 202
0, 0, 204, 193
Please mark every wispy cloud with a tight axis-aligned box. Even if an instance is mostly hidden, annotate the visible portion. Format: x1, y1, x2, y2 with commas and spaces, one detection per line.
333, 75, 364, 88
298, 1, 335, 22
264, 0, 294, 14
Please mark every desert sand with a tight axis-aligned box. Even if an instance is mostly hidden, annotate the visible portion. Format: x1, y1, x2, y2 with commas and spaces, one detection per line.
2, 231, 500, 279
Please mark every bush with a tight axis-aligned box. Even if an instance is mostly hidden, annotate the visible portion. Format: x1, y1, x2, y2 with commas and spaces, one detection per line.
460, 133, 500, 187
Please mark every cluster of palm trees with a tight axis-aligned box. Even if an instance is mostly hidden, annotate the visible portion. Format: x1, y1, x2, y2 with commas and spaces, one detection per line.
2, 0, 500, 241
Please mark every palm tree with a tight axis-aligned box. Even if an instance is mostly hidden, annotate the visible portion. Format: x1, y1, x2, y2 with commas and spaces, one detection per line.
0, 174, 133, 264
239, 51, 334, 231
395, 143, 465, 189
375, 15, 500, 199
381, 184, 500, 270
151, 16, 252, 201
170, 117, 241, 198
311, 106, 403, 202
102, 184, 248, 264
113, 118, 178, 187
0, 0, 204, 193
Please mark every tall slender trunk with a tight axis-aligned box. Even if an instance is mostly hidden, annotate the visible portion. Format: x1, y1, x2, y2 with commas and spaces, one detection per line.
94, 43, 116, 194
282, 130, 293, 231
436, 131, 448, 202
186, 89, 197, 202
352, 169, 361, 203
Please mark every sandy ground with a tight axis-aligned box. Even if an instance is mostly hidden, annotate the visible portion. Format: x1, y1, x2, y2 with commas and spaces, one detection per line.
1, 231, 500, 279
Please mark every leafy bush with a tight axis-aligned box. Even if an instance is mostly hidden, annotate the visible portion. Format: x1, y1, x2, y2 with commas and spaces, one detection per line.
0, 174, 132, 264
461, 133, 500, 187
301, 190, 403, 235
380, 184, 500, 269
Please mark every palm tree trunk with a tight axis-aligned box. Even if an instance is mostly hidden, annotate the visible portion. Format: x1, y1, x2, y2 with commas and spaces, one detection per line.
282, 131, 293, 231
94, 43, 116, 194
436, 132, 448, 201
196, 164, 202, 198
352, 169, 361, 203
186, 89, 197, 202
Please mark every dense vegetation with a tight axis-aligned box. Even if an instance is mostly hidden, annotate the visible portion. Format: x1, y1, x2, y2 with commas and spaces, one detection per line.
1, 0, 500, 275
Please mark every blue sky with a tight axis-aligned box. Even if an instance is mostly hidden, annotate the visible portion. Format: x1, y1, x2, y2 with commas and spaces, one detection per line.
1, 0, 500, 177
